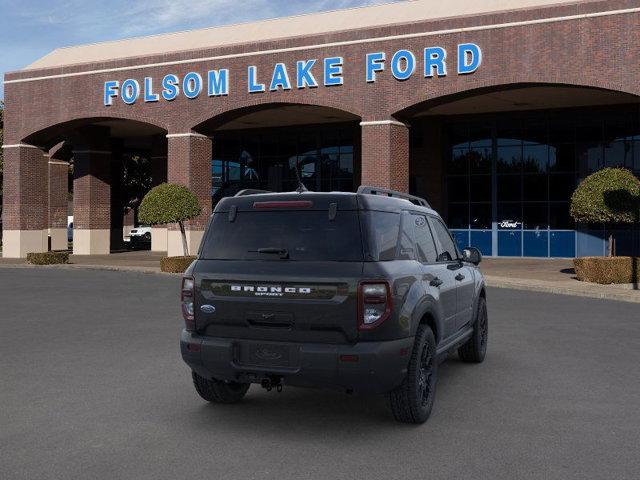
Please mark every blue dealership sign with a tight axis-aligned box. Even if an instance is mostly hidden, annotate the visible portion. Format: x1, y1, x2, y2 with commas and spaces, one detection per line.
103, 43, 482, 106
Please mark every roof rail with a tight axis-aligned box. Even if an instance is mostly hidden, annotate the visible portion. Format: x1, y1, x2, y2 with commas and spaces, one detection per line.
357, 185, 431, 208
234, 189, 272, 197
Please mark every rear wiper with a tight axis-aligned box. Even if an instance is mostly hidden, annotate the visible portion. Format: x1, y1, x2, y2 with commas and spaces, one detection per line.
249, 247, 290, 259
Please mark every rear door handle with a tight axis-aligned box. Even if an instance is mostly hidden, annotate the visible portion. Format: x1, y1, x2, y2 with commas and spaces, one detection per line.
430, 277, 443, 287
455, 273, 465, 281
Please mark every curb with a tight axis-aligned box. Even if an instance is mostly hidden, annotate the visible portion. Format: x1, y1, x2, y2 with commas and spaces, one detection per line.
0, 263, 177, 276
485, 275, 640, 304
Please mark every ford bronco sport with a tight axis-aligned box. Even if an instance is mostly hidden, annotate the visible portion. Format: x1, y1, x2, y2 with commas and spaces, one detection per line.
180, 186, 487, 423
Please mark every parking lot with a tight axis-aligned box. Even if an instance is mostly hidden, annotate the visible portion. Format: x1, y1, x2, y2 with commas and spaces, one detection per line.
1, 268, 639, 480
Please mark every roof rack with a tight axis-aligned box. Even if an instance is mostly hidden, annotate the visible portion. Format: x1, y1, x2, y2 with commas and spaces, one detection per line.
234, 189, 272, 197
357, 185, 431, 208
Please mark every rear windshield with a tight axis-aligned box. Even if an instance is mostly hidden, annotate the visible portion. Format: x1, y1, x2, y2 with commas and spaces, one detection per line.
201, 211, 364, 261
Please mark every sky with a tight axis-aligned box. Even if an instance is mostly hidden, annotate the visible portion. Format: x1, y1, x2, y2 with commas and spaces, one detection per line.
0, 0, 401, 100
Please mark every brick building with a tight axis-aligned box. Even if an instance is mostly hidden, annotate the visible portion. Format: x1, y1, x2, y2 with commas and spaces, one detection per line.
2, 0, 640, 258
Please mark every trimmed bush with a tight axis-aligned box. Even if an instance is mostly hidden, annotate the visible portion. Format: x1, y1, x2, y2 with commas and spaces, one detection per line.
160, 256, 196, 273
27, 251, 70, 265
570, 168, 640, 224
139, 183, 202, 256
574, 256, 640, 284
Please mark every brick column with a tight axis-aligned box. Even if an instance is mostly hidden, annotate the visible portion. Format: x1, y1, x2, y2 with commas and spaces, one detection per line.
72, 127, 112, 255
48, 159, 69, 251
166, 132, 212, 257
150, 134, 168, 252
1, 144, 48, 258
360, 120, 410, 192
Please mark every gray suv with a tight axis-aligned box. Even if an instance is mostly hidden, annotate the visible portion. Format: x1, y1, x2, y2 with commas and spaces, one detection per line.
180, 186, 488, 423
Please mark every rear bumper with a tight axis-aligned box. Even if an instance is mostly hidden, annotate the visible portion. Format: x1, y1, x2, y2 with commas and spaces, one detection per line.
181, 330, 414, 394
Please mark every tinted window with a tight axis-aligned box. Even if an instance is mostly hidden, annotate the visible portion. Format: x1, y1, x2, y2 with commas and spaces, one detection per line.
201, 211, 363, 261
413, 215, 438, 263
430, 218, 458, 262
362, 211, 400, 261
398, 213, 416, 260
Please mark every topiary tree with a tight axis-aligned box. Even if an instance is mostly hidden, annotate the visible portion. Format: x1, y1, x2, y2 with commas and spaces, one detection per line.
570, 168, 640, 256
138, 183, 202, 256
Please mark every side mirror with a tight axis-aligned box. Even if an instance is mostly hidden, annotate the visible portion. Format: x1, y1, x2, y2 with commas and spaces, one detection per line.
462, 247, 482, 266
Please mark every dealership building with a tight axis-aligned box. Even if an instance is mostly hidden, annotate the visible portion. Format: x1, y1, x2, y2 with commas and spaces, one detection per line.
2, 0, 640, 258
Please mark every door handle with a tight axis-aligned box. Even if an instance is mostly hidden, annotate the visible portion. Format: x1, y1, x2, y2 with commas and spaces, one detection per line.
455, 273, 465, 281
430, 277, 443, 287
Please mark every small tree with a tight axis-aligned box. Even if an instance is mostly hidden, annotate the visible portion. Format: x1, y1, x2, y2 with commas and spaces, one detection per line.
138, 183, 202, 256
570, 168, 640, 256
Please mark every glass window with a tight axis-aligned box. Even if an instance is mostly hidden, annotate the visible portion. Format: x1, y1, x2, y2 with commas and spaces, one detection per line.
523, 175, 548, 202
469, 125, 492, 148
523, 204, 548, 229
498, 175, 521, 201
498, 203, 522, 229
497, 121, 522, 146
447, 176, 469, 203
523, 122, 548, 145
604, 140, 632, 168
549, 144, 575, 172
549, 174, 576, 201
577, 143, 603, 175
550, 202, 573, 229
634, 142, 640, 172
576, 120, 602, 143
398, 214, 416, 261
447, 204, 468, 229
470, 175, 492, 202
413, 215, 438, 263
523, 145, 548, 173
362, 211, 400, 261
470, 203, 492, 229
469, 147, 492, 173
201, 211, 363, 261
429, 218, 458, 262
497, 145, 522, 173
449, 148, 469, 174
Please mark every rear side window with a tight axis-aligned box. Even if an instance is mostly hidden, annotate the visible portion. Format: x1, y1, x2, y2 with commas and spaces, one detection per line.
413, 214, 438, 263
200, 211, 363, 261
362, 211, 400, 261
429, 217, 458, 262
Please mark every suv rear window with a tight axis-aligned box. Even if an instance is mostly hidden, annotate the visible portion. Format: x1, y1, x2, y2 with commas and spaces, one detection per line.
200, 211, 364, 261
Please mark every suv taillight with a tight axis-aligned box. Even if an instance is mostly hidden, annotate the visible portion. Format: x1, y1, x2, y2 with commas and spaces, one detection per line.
181, 276, 195, 331
358, 281, 392, 330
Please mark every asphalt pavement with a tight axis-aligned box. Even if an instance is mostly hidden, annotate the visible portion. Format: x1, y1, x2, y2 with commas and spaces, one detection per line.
1, 268, 639, 480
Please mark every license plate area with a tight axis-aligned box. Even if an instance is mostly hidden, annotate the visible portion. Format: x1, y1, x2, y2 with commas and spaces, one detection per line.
237, 342, 298, 368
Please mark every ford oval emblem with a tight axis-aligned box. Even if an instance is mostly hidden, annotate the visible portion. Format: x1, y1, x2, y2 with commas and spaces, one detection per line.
200, 304, 216, 314
254, 348, 283, 361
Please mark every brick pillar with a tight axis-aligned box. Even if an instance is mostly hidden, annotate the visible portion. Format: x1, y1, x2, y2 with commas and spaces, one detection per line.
166, 133, 212, 257
1, 144, 49, 258
150, 134, 168, 252
110, 146, 124, 251
48, 159, 69, 251
360, 120, 410, 192
72, 127, 112, 255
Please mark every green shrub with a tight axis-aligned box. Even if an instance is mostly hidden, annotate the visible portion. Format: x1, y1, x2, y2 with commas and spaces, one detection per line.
574, 256, 640, 284
139, 183, 202, 255
27, 251, 70, 265
160, 256, 196, 273
570, 168, 640, 224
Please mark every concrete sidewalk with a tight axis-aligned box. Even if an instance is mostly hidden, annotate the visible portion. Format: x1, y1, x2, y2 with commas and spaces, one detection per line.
481, 258, 640, 303
1, 251, 639, 303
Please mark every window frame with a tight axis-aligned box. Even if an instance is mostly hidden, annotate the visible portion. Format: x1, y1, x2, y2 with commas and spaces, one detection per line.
428, 216, 461, 263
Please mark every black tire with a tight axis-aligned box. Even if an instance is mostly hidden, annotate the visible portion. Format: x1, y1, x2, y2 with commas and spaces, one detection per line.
458, 296, 488, 363
191, 371, 250, 404
388, 325, 437, 424
144, 232, 151, 241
